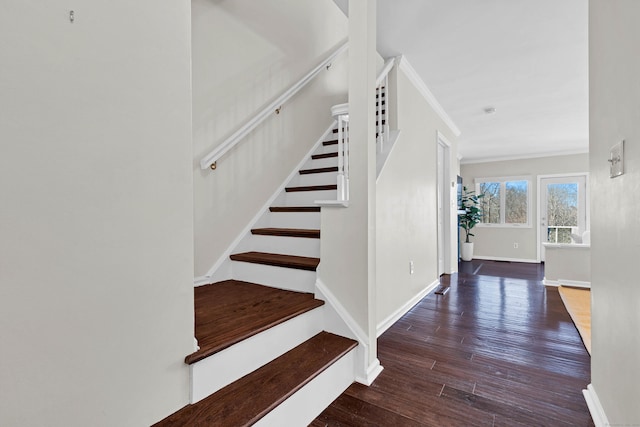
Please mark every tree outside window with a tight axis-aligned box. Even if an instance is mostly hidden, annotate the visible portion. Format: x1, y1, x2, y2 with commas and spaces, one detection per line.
476, 177, 531, 227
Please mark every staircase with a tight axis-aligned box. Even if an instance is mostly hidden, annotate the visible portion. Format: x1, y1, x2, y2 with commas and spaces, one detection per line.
153, 125, 358, 426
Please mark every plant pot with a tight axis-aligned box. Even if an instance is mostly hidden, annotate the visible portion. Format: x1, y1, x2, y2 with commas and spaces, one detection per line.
461, 242, 474, 261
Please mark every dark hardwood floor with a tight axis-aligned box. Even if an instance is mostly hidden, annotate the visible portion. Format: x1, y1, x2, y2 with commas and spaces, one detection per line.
458, 259, 545, 281
313, 261, 593, 426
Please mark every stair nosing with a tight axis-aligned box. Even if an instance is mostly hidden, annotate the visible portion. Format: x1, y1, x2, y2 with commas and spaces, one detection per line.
230, 251, 320, 271
185, 280, 325, 365
299, 166, 339, 175
285, 184, 337, 193
311, 152, 339, 159
160, 332, 357, 426
269, 206, 321, 212
251, 227, 320, 239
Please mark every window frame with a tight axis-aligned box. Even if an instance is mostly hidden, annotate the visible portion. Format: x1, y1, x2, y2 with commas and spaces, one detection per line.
474, 175, 532, 228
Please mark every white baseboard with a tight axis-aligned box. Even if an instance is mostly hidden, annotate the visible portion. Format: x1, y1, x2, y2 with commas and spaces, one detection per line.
199, 122, 337, 286
315, 279, 380, 386
315, 279, 368, 348
583, 384, 609, 427
356, 357, 383, 386
471, 255, 539, 264
544, 278, 591, 288
376, 279, 439, 337
194, 276, 211, 287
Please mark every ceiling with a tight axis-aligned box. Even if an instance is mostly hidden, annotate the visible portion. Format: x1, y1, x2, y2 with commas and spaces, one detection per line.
333, 0, 589, 163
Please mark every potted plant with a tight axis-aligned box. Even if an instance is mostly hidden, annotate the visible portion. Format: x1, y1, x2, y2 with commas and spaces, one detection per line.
459, 186, 484, 261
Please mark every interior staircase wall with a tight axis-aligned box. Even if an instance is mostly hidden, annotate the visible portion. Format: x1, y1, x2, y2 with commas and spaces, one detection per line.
376, 67, 460, 325
589, 0, 640, 423
192, 0, 349, 277
0, 2, 194, 426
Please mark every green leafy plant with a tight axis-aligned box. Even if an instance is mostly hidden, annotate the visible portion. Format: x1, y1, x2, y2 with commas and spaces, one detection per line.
459, 186, 484, 243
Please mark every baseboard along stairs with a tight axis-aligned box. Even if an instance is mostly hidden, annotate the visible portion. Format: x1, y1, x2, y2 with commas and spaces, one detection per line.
153, 124, 360, 426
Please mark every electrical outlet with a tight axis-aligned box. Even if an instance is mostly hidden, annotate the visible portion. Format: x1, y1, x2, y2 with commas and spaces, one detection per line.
513, 243, 519, 249
409, 261, 414, 275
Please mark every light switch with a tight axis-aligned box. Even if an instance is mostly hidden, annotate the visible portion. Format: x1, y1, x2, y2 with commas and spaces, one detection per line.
609, 140, 624, 178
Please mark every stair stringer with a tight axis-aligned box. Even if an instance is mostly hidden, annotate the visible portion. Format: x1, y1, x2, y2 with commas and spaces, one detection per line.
195, 121, 336, 286
315, 279, 384, 386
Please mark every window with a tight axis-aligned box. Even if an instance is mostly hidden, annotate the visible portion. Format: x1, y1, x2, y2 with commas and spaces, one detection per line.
475, 176, 531, 227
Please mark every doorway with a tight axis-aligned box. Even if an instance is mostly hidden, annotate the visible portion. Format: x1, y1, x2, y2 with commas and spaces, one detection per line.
437, 133, 452, 275
538, 174, 589, 261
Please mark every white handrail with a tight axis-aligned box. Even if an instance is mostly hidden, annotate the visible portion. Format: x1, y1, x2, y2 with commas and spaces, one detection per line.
200, 41, 349, 170
376, 57, 395, 151
376, 57, 396, 86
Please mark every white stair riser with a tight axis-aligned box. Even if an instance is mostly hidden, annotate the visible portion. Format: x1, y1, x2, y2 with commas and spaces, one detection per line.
292, 172, 339, 188
249, 234, 320, 258
232, 261, 317, 293
254, 347, 356, 427
302, 156, 338, 169
285, 190, 337, 206
268, 212, 320, 229
191, 308, 324, 403
317, 144, 339, 155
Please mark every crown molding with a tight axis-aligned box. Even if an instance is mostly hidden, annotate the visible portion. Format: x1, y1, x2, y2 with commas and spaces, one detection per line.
397, 56, 461, 137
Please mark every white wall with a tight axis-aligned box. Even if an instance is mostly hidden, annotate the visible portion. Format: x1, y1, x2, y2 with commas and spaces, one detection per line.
460, 154, 588, 261
376, 66, 458, 325
0, 2, 194, 426
192, 0, 348, 277
589, 1, 640, 423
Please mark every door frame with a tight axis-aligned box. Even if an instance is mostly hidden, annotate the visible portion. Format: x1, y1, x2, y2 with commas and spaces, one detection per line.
436, 131, 454, 274
536, 172, 590, 262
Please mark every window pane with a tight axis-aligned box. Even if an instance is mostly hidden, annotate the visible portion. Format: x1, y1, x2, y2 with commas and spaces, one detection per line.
547, 183, 578, 227
505, 180, 528, 224
546, 183, 578, 243
479, 182, 500, 223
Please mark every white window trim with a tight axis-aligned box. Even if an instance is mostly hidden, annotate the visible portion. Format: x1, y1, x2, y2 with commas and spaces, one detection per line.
474, 175, 532, 228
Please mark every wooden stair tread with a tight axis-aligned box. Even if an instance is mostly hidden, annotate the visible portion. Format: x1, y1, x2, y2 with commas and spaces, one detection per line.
155, 332, 357, 427
184, 280, 324, 364
299, 166, 339, 175
269, 206, 320, 212
311, 152, 338, 159
251, 227, 320, 239
323, 139, 338, 146
230, 251, 320, 271
285, 184, 337, 192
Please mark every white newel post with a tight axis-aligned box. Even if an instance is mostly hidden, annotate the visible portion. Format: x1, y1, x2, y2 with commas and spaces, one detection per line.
331, 103, 350, 203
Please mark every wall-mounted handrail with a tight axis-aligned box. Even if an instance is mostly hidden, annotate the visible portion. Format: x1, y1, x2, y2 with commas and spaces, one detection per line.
200, 41, 349, 170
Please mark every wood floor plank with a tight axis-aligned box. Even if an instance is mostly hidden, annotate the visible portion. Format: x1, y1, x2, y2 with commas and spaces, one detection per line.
314, 262, 593, 425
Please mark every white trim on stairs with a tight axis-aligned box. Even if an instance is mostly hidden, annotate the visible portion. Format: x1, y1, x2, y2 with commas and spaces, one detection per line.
195, 122, 338, 286
190, 308, 323, 403
254, 346, 356, 427
583, 384, 610, 427
315, 279, 383, 386
193, 276, 210, 287
397, 56, 461, 137
376, 129, 401, 180
376, 279, 440, 337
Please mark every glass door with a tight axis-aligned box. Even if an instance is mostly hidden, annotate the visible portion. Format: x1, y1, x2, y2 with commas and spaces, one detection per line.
539, 175, 587, 261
